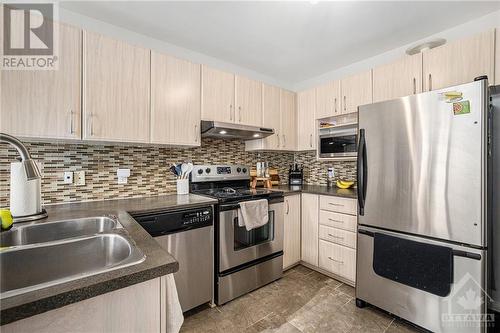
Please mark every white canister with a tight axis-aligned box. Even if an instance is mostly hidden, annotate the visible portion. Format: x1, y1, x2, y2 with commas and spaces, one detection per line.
176, 179, 189, 195
10, 162, 42, 217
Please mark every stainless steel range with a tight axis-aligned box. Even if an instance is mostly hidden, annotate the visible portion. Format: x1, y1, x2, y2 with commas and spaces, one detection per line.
190, 164, 284, 305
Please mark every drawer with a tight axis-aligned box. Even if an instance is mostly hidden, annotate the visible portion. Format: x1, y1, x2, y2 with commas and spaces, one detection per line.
319, 225, 356, 249
319, 210, 357, 232
320, 196, 357, 215
319, 240, 356, 282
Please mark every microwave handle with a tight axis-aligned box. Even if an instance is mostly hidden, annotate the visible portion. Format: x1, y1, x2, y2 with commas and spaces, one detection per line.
357, 129, 367, 215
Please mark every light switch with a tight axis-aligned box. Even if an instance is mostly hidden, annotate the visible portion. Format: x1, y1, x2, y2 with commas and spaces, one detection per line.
63, 171, 73, 184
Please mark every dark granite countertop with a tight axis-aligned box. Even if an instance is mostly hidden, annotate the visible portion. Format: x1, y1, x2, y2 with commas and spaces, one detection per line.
1, 194, 218, 325
270, 184, 357, 199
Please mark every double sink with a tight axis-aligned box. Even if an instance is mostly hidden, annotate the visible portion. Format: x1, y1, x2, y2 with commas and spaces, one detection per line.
0, 217, 145, 299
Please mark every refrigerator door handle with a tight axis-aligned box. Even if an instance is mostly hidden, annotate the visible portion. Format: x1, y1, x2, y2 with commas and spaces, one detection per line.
357, 129, 367, 215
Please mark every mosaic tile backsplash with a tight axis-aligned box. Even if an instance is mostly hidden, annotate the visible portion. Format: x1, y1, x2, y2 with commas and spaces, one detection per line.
0, 139, 355, 207
294, 151, 357, 186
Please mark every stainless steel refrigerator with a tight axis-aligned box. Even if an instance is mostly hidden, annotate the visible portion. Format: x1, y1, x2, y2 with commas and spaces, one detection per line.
355, 79, 490, 333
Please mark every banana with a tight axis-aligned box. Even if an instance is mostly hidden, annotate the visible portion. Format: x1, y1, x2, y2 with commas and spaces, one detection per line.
336, 180, 355, 189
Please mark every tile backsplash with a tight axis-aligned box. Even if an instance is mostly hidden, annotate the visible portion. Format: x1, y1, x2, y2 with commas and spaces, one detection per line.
294, 151, 357, 186
0, 139, 355, 207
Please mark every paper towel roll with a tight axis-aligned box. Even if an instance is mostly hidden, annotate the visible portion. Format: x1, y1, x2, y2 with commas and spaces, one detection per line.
10, 162, 42, 217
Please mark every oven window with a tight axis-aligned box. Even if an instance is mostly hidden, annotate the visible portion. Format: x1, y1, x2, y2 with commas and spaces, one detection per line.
320, 135, 357, 154
234, 211, 275, 251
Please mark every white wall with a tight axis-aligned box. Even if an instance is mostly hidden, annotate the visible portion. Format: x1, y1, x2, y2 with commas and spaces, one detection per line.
58, 7, 294, 91
293, 9, 500, 91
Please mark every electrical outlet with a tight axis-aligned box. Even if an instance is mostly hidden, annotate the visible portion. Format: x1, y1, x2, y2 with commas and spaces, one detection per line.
63, 171, 73, 184
74, 171, 86, 186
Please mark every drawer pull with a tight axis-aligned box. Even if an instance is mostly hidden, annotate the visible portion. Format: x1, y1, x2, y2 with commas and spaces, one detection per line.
327, 233, 344, 240
328, 218, 343, 224
328, 203, 344, 207
328, 256, 344, 264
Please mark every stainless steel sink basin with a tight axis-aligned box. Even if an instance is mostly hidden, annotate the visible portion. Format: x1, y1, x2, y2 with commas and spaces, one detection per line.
0, 233, 145, 299
0, 217, 119, 247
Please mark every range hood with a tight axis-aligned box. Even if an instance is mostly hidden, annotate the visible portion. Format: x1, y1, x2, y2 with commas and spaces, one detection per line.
201, 121, 274, 140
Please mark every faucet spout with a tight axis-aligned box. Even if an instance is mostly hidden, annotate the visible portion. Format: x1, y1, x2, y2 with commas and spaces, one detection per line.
0, 133, 41, 180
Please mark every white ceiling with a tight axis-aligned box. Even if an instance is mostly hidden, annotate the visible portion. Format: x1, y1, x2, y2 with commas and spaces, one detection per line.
60, 1, 500, 84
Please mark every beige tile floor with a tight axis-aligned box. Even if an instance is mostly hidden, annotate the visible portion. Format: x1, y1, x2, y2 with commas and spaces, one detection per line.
181, 265, 423, 333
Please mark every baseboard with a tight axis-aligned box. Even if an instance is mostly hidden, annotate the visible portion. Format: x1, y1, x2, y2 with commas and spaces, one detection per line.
299, 261, 356, 287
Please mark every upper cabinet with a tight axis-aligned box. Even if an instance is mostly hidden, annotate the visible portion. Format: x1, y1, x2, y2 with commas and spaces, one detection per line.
316, 80, 341, 119
235, 76, 262, 126
373, 54, 422, 103
201, 65, 235, 123
280, 89, 297, 150
423, 30, 495, 91
341, 70, 373, 114
151, 52, 201, 146
1, 23, 82, 140
296, 88, 316, 151
261, 84, 281, 149
83, 31, 150, 143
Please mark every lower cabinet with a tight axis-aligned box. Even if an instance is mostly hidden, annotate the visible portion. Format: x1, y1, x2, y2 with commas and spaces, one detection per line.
300, 193, 319, 266
318, 240, 356, 282
2, 277, 166, 333
283, 194, 301, 269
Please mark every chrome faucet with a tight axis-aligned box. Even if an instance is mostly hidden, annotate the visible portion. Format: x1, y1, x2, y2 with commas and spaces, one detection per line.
0, 133, 41, 180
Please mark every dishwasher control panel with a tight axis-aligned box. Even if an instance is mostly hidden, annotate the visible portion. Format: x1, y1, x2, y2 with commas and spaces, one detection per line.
132, 206, 213, 237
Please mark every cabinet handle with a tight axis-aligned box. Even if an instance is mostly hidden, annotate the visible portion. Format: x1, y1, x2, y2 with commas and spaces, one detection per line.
282, 134, 286, 148
238, 106, 242, 122
309, 134, 313, 148
328, 218, 344, 224
428, 74, 432, 91
343, 96, 346, 112
69, 109, 74, 134
334, 97, 337, 114
88, 113, 94, 136
286, 200, 290, 214
194, 124, 198, 142
328, 203, 343, 207
413, 78, 416, 94
230, 104, 233, 121
327, 233, 344, 240
328, 256, 344, 264
277, 133, 280, 148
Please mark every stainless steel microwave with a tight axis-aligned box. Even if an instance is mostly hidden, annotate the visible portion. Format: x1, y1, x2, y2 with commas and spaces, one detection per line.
318, 125, 357, 159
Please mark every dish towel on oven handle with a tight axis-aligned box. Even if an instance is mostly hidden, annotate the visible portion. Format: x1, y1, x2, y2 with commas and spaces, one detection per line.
238, 199, 269, 231
165, 273, 184, 333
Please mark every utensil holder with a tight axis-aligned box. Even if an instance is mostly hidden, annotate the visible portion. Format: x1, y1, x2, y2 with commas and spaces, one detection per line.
176, 179, 189, 195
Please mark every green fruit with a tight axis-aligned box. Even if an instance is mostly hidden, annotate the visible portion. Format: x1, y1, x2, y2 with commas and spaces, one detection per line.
0, 209, 13, 230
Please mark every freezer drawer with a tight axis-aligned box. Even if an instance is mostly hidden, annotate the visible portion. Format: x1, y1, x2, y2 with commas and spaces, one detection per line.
356, 226, 486, 333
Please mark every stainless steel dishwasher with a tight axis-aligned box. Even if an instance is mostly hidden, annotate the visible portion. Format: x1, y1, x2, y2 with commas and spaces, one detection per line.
132, 206, 214, 312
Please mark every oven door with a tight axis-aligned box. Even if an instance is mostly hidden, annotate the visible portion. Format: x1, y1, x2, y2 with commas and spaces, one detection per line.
219, 198, 284, 272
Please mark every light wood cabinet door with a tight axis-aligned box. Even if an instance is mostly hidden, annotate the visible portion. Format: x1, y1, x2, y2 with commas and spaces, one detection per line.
262, 84, 281, 149
151, 52, 201, 146
341, 70, 373, 114
1, 23, 81, 139
301, 193, 319, 266
373, 54, 422, 103
296, 88, 316, 151
283, 194, 301, 269
316, 80, 341, 119
318, 240, 356, 283
201, 65, 235, 123
235, 75, 262, 126
83, 31, 150, 143
423, 30, 495, 91
280, 89, 297, 150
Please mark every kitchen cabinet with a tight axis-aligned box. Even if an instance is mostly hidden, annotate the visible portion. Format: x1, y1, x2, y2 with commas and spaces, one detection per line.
201, 65, 235, 123
423, 30, 495, 91
261, 84, 281, 149
0, 23, 82, 140
301, 193, 319, 266
151, 51, 201, 146
283, 194, 301, 269
280, 89, 297, 150
296, 88, 316, 151
373, 54, 423, 103
315, 80, 341, 119
318, 240, 356, 282
2, 277, 164, 333
83, 31, 150, 143
340, 70, 373, 114
235, 75, 262, 126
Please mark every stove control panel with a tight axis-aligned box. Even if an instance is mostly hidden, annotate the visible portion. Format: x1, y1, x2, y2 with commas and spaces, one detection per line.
191, 165, 250, 182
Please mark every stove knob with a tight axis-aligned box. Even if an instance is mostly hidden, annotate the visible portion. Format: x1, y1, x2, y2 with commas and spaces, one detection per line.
237, 167, 242, 173
242, 168, 247, 173
205, 168, 211, 174
197, 169, 203, 175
